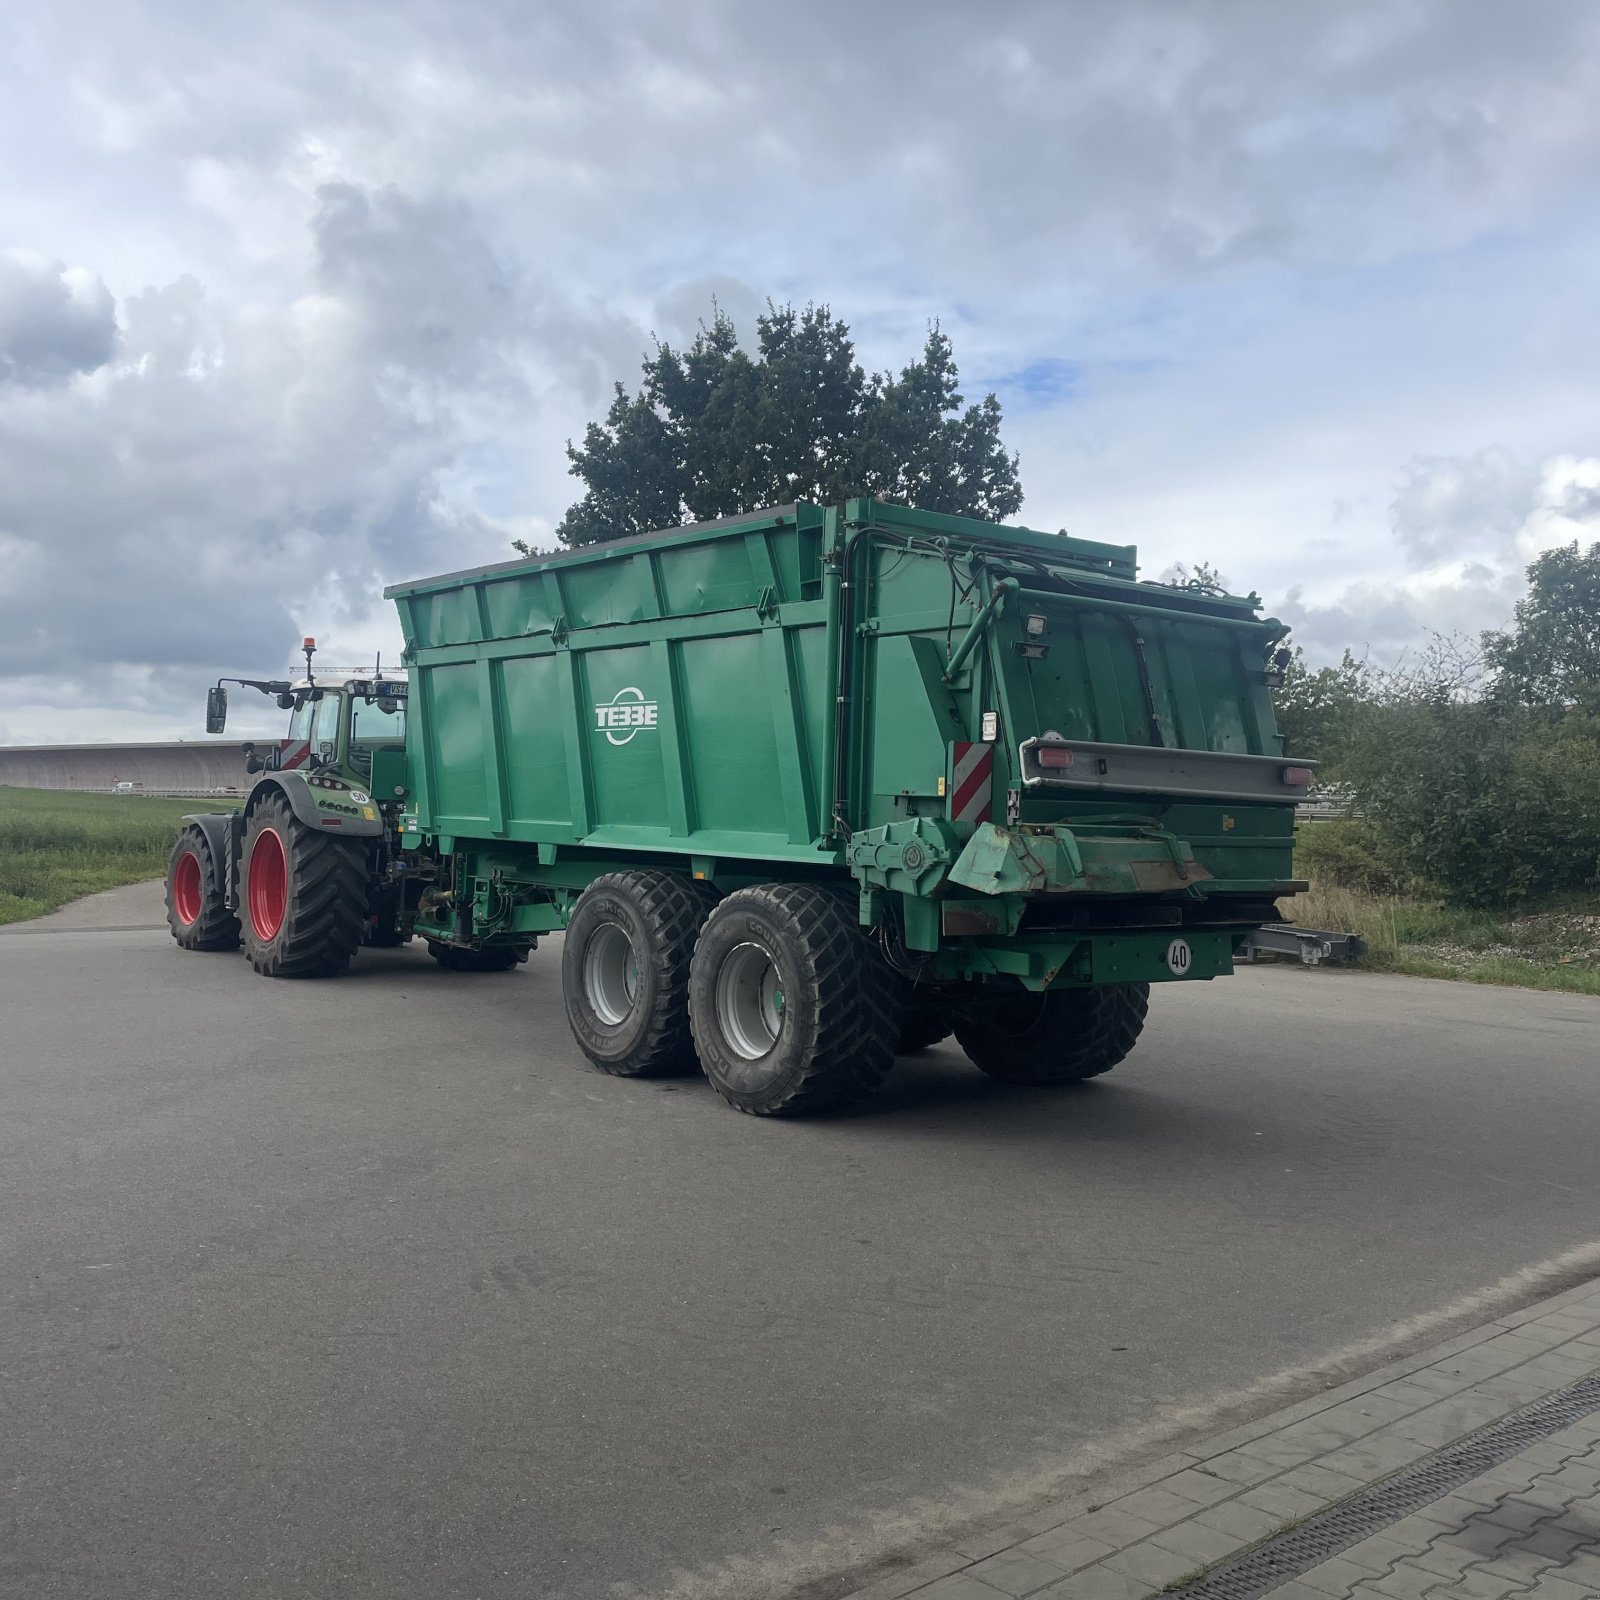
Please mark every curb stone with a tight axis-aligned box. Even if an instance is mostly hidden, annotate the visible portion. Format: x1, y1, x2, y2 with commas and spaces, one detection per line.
840, 1276, 1600, 1600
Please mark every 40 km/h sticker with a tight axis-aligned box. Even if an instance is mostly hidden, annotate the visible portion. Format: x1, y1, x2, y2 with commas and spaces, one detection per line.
1165, 937, 1192, 976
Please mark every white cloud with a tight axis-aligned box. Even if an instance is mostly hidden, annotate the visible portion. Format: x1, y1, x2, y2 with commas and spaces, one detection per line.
1516, 456, 1600, 562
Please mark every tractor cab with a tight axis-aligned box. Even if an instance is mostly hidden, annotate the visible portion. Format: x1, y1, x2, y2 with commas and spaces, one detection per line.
277, 670, 409, 782
204, 637, 408, 788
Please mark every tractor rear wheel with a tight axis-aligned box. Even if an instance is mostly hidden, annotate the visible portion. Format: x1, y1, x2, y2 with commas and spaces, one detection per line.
240, 792, 367, 978
688, 883, 902, 1116
562, 871, 718, 1077
165, 824, 241, 952
955, 983, 1150, 1085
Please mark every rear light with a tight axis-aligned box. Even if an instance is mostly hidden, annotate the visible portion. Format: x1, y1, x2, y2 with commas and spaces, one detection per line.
1037, 746, 1074, 770
1281, 766, 1313, 787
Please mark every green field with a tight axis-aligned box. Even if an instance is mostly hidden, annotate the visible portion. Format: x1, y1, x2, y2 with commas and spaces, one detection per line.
0, 787, 231, 926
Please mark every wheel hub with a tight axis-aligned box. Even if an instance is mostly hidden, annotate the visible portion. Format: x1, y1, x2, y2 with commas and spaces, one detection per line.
172, 850, 203, 926
583, 923, 639, 1026
247, 827, 288, 941
715, 942, 785, 1061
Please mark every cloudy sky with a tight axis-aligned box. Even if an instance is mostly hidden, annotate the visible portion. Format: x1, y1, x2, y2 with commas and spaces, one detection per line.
2, 0, 1598, 742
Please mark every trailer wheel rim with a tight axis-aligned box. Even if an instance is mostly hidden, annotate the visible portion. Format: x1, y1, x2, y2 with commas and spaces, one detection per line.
172, 850, 204, 926
716, 942, 784, 1060
247, 828, 288, 942
583, 923, 638, 1026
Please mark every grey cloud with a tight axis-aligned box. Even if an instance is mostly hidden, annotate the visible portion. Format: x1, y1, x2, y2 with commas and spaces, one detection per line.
3, 0, 1599, 738
27, 0, 1600, 294
0, 175, 654, 736
1277, 567, 1522, 669
313, 183, 523, 392
0, 254, 117, 387
1389, 448, 1535, 567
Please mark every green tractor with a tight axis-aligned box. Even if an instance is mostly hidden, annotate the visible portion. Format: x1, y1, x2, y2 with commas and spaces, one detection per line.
164, 638, 525, 977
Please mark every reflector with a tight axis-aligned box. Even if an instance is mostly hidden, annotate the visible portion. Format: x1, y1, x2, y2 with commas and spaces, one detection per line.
1038, 746, 1074, 769
1282, 766, 1313, 786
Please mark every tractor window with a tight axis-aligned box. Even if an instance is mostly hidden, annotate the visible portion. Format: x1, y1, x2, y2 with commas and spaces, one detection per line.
352, 695, 407, 746
310, 693, 342, 761
287, 698, 314, 741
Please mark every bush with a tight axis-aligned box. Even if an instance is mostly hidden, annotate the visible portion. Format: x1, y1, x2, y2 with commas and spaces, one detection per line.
1338, 702, 1600, 909
1294, 819, 1408, 895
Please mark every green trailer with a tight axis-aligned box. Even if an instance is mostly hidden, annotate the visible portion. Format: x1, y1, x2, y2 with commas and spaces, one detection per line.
170, 497, 1308, 1116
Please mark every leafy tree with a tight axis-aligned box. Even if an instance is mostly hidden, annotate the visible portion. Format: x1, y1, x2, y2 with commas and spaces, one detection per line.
1273, 647, 1371, 763
1337, 699, 1600, 908
1483, 540, 1600, 709
533, 302, 1023, 550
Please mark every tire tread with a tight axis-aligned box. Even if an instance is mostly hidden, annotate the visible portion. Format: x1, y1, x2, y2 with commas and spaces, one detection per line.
165, 825, 241, 952
242, 794, 367, 978
692, 883, 901, 1116
955, 983, 1150, 1085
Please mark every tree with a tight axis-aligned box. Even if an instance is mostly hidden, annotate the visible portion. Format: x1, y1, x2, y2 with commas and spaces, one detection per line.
1483, 541, 1600, 709
1273, 647, 1371, 763
533, 302, 1023, 550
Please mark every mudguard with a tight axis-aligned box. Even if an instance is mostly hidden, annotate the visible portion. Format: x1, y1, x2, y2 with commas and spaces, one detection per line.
245, 772, 387, 839
180, 811, 243, 901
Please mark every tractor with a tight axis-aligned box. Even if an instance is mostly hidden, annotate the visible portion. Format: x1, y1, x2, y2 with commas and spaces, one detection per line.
164, 638, 525, 976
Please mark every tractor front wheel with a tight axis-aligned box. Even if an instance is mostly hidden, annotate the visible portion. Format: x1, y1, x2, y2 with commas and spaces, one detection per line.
240, 793, 367, 978
165, 824, 241, 952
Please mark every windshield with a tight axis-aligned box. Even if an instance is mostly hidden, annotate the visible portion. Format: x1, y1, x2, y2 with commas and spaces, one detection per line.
352, 695, 407, 745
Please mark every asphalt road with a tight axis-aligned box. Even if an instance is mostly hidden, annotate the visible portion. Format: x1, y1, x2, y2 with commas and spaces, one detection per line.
3, 884, 1598, 1600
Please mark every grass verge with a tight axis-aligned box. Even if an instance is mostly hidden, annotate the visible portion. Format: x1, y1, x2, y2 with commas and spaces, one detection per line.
0, 786, 233, 925
1285, 880, 1600, 997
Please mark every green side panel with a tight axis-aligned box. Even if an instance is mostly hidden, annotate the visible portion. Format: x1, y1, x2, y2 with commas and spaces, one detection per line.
561, 553, 661, 628
676, 632, 786, 839
580, 644, 670, 832
482, 576, 554, 641
863, 634, 951, 815
410, 587, 485, 651
792, 623, 830, 834
429, 662, 490, 827
500, 653, 571, 827
656, 540, 762, 616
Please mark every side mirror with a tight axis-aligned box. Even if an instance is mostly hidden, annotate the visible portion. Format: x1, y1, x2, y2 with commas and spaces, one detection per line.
206, 686, 228, 734
242, 741, 263, 775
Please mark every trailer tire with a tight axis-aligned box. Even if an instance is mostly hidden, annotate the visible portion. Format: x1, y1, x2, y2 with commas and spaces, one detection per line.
898, 997, 954, 1054
689, 883, 902, 1117
955, 982, 1149, 1085
165, 824, 241, 952
563, 872, 718, 1077
240, 792, 368, 978
427, 941, 525, 972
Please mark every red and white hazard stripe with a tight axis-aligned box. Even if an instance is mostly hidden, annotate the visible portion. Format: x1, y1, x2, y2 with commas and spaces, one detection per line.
278, 739, 311, 770
950, 741, 994, 825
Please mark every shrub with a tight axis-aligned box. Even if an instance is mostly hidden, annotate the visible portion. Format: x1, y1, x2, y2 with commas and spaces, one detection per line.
1293, 818, 1408, 896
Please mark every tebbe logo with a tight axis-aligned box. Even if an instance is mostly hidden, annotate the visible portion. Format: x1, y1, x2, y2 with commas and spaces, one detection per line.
594, 686, 659, 746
